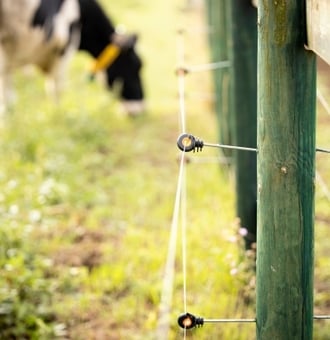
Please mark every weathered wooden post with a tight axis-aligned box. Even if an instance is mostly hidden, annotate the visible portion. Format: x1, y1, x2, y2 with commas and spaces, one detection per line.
230, 1, 258, 249
256, 0, 316, 338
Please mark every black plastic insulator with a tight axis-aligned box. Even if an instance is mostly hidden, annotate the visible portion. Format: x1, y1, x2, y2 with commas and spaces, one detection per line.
178, 312, 204, 329
175, 66, 189, 76
177, 133, 204, 152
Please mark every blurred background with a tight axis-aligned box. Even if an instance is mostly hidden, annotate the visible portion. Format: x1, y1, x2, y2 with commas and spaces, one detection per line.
0, 0, 329, 339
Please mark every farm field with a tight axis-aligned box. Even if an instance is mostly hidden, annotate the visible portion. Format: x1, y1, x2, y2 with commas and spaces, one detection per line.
0, 1, 330, 339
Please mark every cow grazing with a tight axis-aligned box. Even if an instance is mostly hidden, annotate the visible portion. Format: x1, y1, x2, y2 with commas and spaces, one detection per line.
0, 0, 145, 115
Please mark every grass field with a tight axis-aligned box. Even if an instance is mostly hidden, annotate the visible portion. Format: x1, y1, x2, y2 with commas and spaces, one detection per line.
0, 1, 330, 339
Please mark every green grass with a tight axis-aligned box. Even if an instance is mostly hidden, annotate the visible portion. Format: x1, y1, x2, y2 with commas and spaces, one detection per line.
0, 1, 330, 339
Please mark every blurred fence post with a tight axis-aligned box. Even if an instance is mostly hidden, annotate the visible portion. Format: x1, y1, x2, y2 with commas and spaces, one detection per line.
256, 1, 316, 338
205, 0, 257, 249
205, 0, 233, 158
230, 1, 257, 249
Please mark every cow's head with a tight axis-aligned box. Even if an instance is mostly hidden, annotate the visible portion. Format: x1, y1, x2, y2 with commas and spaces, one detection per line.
103, 33, 145, 116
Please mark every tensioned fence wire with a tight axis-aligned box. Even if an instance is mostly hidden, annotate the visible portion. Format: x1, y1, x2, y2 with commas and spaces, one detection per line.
156, 29, 189, 340
156, 3, 330, 339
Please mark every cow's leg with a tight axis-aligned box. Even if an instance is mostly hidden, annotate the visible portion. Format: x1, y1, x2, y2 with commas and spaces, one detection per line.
45, 73, 61, 105
44, 56, 69, 105
0, 75, 7, 115
44, 38, 79, 105
0, 46, 7, 114
0, 50, 15, 115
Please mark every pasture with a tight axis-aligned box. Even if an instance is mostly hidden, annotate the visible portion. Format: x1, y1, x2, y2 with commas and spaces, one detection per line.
0, 0, 330, 339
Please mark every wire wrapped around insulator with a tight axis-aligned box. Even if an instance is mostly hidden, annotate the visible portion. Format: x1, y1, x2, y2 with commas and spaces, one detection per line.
177, 133, 204, 152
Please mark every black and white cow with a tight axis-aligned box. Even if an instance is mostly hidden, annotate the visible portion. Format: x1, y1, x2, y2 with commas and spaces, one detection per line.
0, 0, 144, 115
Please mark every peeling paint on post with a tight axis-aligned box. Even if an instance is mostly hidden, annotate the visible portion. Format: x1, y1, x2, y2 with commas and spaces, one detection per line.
256, 0, 316, 339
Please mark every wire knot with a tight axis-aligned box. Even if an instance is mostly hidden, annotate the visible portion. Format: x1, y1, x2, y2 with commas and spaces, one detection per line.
177, 133, 204, 152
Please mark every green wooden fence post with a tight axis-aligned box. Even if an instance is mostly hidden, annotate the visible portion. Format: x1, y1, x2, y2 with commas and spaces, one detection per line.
230, 1, 258, 249
256, 0, 316, 338
206, 0, 233, 157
